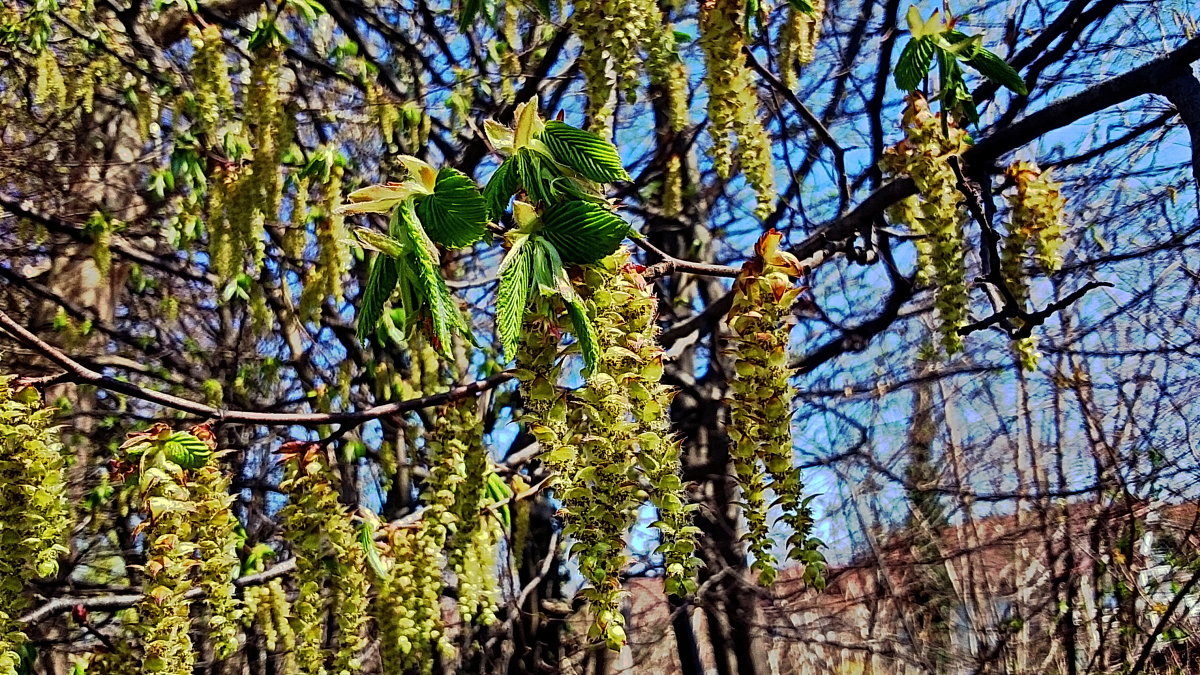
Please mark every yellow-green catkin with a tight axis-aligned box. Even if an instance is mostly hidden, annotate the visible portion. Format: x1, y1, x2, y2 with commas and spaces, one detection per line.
662, 153, 684, 217
278, 448, 369, 675
591, 251, 700, 598
300, 158, 349, 321
375, 523, 447, 675
699, 0, 777, 218
133, 474, 197, 674
500, 3, 522, 104
880, 95, 972, 355
191, 459, 242, 660
189, 24, 234, 140
726, 232, 824, 587
33, 47, 67, 111
1003, 161, 1067, 370
778, 0, 824, 89
0, 379, 69, 674
574, 0, 684, 135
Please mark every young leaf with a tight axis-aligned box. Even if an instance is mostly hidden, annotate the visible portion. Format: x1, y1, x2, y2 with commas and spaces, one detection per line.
484, 157, 518, 220
564, 297, 599, 376
944, 30, 1028, 95
539, 200, 631, 264
392, 202, 463, 357
352, 227, 407, 257
963, 47, 1027, 95
539, 121, 631, 183
414, 167, 488, 248
357, 254, 399, 339
496, 237, 534, 357
894, 36, 936, 91
530, 235, 565, 295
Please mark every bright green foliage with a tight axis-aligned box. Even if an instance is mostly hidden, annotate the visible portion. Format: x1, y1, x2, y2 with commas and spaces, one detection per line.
881, 95, 973, 355
414, 168, 490, 248
539, 200, 632, 264
726, 232, 825, 588
894, 7, 1027, 123
0, 378, 68, 675
277, 445, 369, 675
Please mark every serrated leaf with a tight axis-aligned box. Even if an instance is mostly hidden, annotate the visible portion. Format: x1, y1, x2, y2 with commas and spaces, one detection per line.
539, 121, 630, 183
392, 202, 463, 358
352, 227, 407, 257
357, 254, 399, 339
530, 236, 564, 295
414, 167, 488, 248
965, 47, 1027, 95
539, 200, 631, 264
565, 297, 599, 376
162, 432, 213, 469
496, 237, 534, 357
484, 157, 518, 220
358, 522, 389, 579
894, 36, 936, 91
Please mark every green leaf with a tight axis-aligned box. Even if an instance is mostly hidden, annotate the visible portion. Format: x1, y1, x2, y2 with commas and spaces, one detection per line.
484, 157, 518, 220
496, 237, 534, 358
944, 31, 1027, 95
530, 235, 564, 294
539, 121, 630, 183
162, 431, 213, 469
539, 200, 631, 264
358, 521, 389, 580
357, 254, 399, 339
565, 297, 599, 376
352, 227, 407, 257
414, 167, 488, 249
894, 36, 936, 91
392, 202, 465, 358
787, 0, 815, 12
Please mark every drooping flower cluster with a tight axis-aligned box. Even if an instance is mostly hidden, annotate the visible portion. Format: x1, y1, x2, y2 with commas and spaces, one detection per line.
241, 545, 295, 664
699, 0, 777, 218
0, 378, 69, 675
117, 423, 240, 674
779, 0, 824, 89
1003, 160, 1067, 369
880, 95, 972, 354
277, 444, 369, 675
573, 0, 686, 135
726, 231, 825, 587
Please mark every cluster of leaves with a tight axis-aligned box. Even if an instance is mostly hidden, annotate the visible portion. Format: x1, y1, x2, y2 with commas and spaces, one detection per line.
726, 232, 825, 587
881, 95, 973, 354
0, 378, 68, 675
894, 6, 1028, 123
117, 423, 240, 674
1002, 161, 1068, 369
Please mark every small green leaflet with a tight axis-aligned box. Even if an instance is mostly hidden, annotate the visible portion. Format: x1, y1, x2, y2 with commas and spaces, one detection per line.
393, 201, 465, 358
352, 227, 407, 257
162, 431, 213, 470
539, 200, 631, 264
539, 121, 631, 184
358, 521, 389, 580
356, 254, 399, 338
413, 167, 488, 249
944, 30, 1027, 95
483, 471, 513, 529
564, 296, 599, 376
894, 36, 936, 91
484, 157, 518, 221
495, 236, 534, 358
530, 235, 564, 295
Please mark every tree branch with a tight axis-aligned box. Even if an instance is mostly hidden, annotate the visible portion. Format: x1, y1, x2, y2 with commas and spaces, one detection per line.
0, 307, 513, 427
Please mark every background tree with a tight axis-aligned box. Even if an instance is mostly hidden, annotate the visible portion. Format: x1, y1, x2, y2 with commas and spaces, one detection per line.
1, 0, 1200, 673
